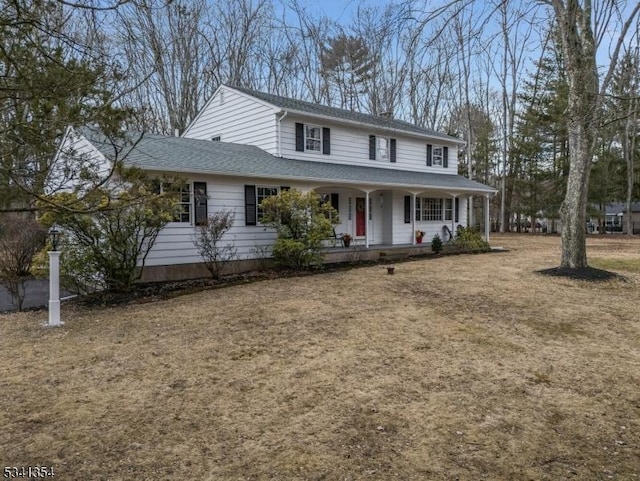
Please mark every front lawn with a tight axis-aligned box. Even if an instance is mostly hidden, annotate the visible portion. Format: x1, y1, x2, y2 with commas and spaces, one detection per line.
1, 234, 639, 480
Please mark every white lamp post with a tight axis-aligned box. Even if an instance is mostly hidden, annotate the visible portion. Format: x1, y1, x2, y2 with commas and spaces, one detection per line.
48, 226, 62, 327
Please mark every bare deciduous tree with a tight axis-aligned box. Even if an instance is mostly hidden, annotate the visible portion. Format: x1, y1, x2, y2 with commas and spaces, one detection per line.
0, 214, 46, 310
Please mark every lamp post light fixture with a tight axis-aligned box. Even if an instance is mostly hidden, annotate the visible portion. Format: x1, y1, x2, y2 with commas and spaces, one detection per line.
49, 225, 60, 251
48, 226, 62, 327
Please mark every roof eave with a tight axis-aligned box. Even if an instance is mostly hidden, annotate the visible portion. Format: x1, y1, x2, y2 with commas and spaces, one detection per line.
129, 162, 496, 194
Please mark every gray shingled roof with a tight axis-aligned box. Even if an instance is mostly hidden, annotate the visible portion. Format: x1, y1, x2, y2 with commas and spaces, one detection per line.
228, 85, 462, 143
79, 127, 495, 193
604, 202, 640, 214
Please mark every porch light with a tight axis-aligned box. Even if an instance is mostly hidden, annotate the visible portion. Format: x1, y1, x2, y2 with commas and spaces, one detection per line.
49, 225, 60, 251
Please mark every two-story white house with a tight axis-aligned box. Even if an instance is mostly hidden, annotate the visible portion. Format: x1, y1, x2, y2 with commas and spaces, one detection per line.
63, 84, 496, 281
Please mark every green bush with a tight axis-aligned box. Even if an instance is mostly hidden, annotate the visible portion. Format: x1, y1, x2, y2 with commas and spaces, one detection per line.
39, 169, 180, 292
260, 189, 337, 270
453, 226, 490, 252
431, 233, 443, 253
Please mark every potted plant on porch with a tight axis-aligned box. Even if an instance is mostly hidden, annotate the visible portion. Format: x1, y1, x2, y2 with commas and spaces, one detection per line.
415, 230, 425, 244
342, 233, 352, 247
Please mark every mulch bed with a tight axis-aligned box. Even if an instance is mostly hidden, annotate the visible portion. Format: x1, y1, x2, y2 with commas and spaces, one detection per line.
537, 266, 627, 282
69, 247, 492, 309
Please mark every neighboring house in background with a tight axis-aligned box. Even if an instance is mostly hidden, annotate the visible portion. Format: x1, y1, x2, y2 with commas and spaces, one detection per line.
587, 202, 640, 234
59, 85, 496, 281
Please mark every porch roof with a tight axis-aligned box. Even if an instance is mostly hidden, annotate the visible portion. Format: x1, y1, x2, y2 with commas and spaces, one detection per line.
79, 127, 496, 194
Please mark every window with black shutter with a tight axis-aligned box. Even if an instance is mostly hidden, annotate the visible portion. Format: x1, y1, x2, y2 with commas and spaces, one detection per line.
404, 196, 411, 223
322, 127, 331, 155
443, 146, 449, 168
369, 135, 376, 160
245, 185, 257, 226
455, 197, 460, 223
194, 182, 208, 226
390, 138, 396, 163
295, 123, 304, 152
426, 144, 432, 166
331, 193, 339, 214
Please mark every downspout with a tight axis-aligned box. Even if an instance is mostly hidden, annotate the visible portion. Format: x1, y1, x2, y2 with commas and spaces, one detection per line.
277, 111, 288, 158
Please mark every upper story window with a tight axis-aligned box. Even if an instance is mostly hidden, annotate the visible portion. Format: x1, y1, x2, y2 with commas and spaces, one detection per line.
296, 123, 330, 155
369, 135, 396, 162
377, 137, 390, 161
433, 146, 443, 166
427, 144, 449, 168
305, 125, 322, 152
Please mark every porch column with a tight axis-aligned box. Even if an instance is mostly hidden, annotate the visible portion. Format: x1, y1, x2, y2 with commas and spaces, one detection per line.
412, 193, 417, 245
484, 194, 491, 243
365, 191, 370, 248
451, 193, 458, 241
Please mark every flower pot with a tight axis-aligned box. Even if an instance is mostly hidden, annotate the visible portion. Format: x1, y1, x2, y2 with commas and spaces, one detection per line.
416, 237, 423, 244
387, 266, 395, 275
343, 238, 351, 248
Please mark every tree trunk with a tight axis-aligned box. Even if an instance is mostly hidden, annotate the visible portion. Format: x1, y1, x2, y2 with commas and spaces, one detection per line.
559, 120, 592, 267
553, 0, 598, 268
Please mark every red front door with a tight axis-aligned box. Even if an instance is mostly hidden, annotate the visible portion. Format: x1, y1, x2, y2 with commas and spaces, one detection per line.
356, 197, 366, 236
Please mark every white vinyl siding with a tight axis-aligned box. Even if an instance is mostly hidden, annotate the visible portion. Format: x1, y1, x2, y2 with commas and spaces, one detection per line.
183, 87, 278, 154
281, 116, 458, 173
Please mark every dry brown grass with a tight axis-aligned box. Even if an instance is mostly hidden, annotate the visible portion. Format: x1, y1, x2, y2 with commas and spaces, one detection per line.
1, 234, 640, 480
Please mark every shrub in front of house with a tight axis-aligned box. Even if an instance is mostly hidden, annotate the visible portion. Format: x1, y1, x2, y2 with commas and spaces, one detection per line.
39, 169, 180, 292
431, 233, 443, 253
451, 226, 490, 252
192, 210, 238, 279
260, 189, 337, 270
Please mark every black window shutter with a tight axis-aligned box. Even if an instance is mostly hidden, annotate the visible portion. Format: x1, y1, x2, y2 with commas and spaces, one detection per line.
295, 123, 304, 152
390, 138, 396, 163
426, 144, 432, 166
455, 197, 459, 223
404, 196, 411, 223
245, 185, 257, 226
330, 193, 339, 213
443, 146, 449, 168
194, 181, 208, 226
322, 127, 331, 155
369, 135, 376, 160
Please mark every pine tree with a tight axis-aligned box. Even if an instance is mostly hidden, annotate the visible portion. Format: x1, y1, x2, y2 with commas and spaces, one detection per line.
0, 0, 131, 211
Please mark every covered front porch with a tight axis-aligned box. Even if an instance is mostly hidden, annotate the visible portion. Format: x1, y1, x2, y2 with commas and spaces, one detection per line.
313, 185, 493, 248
